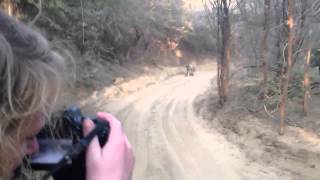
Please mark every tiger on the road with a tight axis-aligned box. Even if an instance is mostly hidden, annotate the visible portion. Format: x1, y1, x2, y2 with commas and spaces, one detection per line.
185, 64, 195, 77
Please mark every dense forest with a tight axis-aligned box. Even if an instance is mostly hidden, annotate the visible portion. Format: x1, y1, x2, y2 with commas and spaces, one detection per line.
2, 0, 320, 179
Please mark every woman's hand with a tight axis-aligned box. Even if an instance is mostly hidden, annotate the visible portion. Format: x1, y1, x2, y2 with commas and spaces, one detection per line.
83, 112, 134, 180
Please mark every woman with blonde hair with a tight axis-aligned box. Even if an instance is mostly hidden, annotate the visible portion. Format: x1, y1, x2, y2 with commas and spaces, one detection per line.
0, 10, 134, 180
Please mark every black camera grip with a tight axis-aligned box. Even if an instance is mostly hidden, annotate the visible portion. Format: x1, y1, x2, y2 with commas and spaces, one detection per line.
41, 120, 109, 180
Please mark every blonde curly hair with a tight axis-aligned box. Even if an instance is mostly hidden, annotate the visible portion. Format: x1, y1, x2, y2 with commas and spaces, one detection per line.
0, 11, 65, 178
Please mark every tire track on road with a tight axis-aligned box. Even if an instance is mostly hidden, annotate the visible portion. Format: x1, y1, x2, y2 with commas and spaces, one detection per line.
90, 70, 286, 180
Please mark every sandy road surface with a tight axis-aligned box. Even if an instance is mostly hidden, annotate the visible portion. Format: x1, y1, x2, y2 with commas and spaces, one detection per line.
91, 70, 290, 180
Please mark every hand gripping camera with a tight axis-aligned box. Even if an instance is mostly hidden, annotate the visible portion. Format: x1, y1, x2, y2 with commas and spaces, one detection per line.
30, 106, 110, 180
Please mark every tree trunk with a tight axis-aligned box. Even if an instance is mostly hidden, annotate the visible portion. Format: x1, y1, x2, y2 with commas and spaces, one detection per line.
217, 0, 231, 106
293, 0, 307, 65
260, 0, 271, 98
303, 49, 311, 115
216, 0, 223, 105
279, 0, 294, 135
274, 0, 285, 76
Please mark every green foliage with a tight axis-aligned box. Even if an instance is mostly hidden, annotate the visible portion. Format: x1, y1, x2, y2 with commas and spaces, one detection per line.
265, 73, 305, 108
180, 24, 216, 54
310, 48, 320, 67
14, 0, 189, 63
2, 0, 217, 64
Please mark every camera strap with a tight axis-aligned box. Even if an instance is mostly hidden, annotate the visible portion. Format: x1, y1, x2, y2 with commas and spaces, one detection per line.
41, 120, 108, 180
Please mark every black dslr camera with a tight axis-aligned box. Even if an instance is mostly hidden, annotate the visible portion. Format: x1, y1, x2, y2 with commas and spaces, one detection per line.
30, 106, 110, 180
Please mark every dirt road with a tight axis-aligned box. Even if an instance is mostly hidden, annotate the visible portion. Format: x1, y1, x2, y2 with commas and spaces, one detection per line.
89, 69, 290, 180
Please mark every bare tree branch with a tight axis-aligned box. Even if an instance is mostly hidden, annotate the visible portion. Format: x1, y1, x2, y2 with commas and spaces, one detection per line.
29, 0, 42, 27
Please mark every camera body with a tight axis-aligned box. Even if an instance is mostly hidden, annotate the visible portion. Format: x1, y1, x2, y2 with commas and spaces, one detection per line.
63, 106, 109, 146
30, 106, 110, 180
